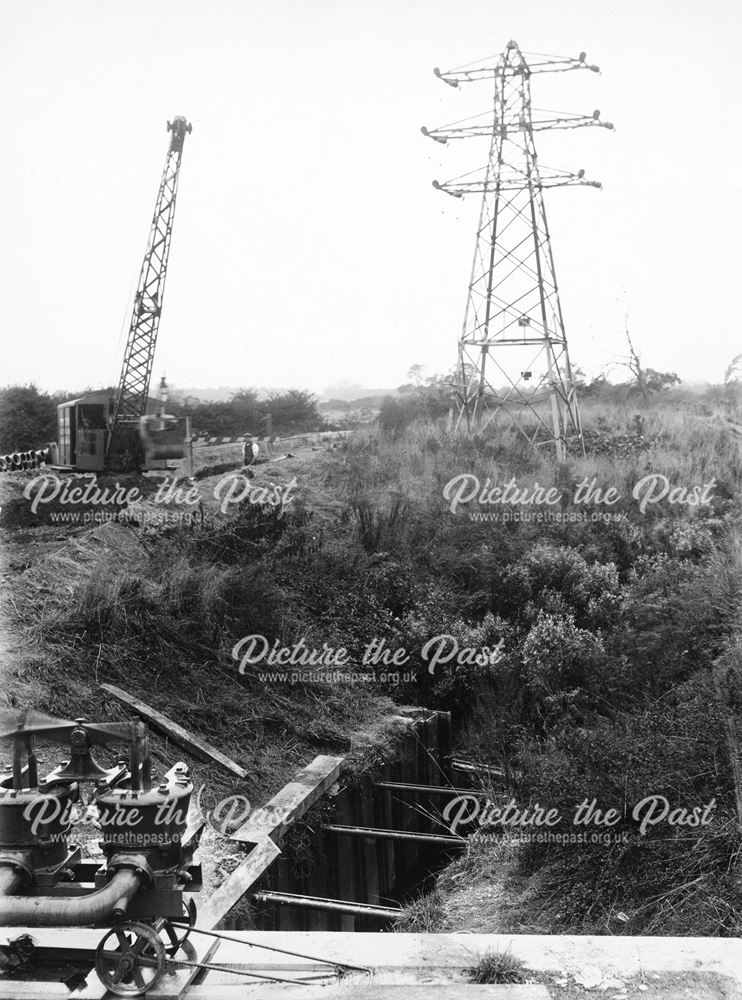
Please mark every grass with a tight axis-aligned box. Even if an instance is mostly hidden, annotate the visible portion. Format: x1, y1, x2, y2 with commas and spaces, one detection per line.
392, 890, 446, 932
468, 947, 527, 985
10, 494, 403, 809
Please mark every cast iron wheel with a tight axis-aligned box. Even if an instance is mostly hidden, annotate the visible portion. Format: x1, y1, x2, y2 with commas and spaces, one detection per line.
95, 921, 166, 997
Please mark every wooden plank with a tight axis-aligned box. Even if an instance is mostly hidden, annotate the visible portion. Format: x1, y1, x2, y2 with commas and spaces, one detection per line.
332, 786, 359, 931
231, 755, 343, 847
198, 837, 281, 930
438, 711, 453, 780
99, 683, 247, 779
358, 774, 381, 906
426, 712, 441, 786
397, 728, 418, 869
378, 760, 396, 901
413, 718, 429, 832
0, 982, 106, 1000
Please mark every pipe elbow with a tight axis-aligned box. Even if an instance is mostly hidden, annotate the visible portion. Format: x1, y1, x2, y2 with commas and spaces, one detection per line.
0, 866, 26, 897
0, 868, 143, 927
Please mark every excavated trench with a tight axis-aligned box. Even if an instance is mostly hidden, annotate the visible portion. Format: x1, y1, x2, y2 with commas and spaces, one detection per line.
247, 709, 474, 932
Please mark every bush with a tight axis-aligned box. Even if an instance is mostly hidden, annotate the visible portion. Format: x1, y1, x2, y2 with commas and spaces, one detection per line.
499, 543, 623, 629
520, 610, 607, 720
183, 388, 325, 438
0, 383, 61, 451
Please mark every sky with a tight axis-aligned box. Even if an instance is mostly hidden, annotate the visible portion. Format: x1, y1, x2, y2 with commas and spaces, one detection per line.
1, 0, 741, 398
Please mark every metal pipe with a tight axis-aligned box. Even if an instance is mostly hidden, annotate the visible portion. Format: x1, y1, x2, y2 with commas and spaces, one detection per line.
252, 891, 402, 920
322, 824, 464, 846
452, 757, 507, 777
0, 868, 142, 926
374, 780, 486, 796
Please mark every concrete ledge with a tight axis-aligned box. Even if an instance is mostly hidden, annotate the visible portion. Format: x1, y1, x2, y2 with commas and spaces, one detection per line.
207, 932, 742, 984
186, 987, 552, 999
1, 931, 739, 998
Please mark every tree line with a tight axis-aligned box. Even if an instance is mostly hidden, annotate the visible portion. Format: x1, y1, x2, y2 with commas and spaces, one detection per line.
0, 385, 325, 452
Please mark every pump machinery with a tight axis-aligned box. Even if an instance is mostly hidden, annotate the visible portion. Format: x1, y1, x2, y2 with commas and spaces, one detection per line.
0, 710, 201, 994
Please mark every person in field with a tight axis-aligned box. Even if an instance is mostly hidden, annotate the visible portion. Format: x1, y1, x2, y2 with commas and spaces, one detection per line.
242, 434, 259, 467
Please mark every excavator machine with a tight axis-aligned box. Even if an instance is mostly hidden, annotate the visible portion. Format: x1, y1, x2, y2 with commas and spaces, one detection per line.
55, 116, 192, 473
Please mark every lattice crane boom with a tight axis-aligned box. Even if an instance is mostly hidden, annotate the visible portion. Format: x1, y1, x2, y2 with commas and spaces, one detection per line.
107, 116, 192, 453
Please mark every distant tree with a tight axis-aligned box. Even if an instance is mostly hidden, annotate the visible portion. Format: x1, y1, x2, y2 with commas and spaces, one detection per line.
378, 370, 452, 433
724, 354, 742, 405
624, 327, 650, 403
407, 363, 425, 387
426, 369, 457, 391
643, 369, 681, 393
725, 354, 742, 385
601, 320, 681, 402
454, 362, 481, 399
580, 373, 612, 398
0, 384, 60, 451
264, 389, 323, 435
189, 400, 237, 437
378, 397, 409, 434
231, 388, 262, 433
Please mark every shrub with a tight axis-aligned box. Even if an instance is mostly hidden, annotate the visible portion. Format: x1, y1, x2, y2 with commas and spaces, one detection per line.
520, 610, 606, 703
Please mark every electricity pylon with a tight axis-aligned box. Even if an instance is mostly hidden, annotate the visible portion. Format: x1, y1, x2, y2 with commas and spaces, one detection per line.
424, 42, 612, 460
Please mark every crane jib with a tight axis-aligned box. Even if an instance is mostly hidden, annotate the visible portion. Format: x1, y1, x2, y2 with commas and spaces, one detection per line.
107, 116, 192, 457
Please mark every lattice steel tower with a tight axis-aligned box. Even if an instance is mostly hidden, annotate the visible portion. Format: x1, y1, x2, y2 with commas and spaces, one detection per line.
424, 42, 612, 460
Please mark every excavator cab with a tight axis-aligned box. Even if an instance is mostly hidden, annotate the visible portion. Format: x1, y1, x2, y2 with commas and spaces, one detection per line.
55, 380, 185, 472
56, 392, 114, 471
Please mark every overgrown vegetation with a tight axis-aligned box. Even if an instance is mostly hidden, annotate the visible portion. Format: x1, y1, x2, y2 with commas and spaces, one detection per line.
8, 388, 742, 934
